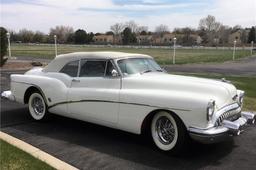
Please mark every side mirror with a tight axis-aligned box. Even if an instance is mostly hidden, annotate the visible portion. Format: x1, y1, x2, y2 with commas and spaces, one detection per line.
111, 69, 118, 77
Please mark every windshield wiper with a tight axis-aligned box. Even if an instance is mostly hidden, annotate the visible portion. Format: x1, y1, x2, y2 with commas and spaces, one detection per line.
140, 69, 152, 74
156, 69, 163, 72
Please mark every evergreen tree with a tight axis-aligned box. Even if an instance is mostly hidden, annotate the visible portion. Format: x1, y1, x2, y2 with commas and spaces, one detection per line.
122, 27, 137, 45
0, 27, 8, 66
74, 29, 87, 44
248, 26, 255, 43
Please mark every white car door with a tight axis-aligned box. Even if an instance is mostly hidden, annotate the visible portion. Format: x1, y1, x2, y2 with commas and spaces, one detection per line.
67, 59, 121, 126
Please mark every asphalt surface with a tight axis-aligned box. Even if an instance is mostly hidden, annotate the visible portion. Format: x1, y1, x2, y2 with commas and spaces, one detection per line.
1, 70, 256, 170
164, 55, 256, 76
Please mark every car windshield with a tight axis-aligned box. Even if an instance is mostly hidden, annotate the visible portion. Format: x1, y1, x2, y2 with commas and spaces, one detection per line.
117, 58, 162, 75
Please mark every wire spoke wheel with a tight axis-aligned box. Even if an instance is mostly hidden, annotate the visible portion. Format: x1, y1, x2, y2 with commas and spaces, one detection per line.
156, 116, 176, 144
151, 111, 181, 151
28, 92, 47, 120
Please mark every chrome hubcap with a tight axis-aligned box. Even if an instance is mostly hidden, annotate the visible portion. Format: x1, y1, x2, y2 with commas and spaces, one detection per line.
156, 116, 175, 145
32, 96, 44, 115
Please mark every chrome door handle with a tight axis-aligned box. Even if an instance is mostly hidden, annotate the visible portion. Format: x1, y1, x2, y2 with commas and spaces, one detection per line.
72, 79, 80, 82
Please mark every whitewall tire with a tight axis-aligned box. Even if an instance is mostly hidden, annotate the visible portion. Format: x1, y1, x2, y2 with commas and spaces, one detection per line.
151, 111, 186, 152
28, 92, 47, 120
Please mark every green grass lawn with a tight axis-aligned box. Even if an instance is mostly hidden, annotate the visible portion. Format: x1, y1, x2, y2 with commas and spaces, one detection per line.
175, 73, 256, 111
0, 139, 55, 170
11, 44, 252, 64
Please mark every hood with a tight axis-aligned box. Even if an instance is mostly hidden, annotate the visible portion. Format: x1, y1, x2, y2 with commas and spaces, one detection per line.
122, 72, 237, 109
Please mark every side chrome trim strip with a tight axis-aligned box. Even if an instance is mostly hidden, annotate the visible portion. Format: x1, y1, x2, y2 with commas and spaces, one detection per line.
48, 99, 191, 112
13, 81, 191, 112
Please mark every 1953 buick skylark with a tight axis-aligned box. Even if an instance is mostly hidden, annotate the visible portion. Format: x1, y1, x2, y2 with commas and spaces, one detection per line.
2, 52, 255, 152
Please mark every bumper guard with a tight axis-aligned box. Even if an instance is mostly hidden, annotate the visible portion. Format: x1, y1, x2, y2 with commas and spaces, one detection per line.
189, 111, 255, 144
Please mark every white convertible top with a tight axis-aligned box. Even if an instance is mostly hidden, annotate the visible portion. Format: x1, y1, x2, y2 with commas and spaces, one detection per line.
44, 51, 152, 72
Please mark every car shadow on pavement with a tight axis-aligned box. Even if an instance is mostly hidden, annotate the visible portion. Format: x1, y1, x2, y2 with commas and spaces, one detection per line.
1, 110, 235, 170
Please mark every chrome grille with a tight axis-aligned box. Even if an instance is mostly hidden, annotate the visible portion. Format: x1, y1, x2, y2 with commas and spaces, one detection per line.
215, 107, 241, 126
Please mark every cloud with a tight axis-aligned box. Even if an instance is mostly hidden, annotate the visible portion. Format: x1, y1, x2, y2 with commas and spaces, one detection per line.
208, 0, 256, 27
1, 0, 255, 33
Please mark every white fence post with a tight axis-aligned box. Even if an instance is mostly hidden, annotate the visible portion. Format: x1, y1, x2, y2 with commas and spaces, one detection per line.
54, 35, 57, 57
232, 40, 237, 60
173, 37, 176, 64
6, 32, 11, 59
251, 41, 254, 55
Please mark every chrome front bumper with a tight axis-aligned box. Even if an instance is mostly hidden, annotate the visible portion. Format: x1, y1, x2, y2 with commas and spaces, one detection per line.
189, 111, 255, 144
1, 90, 15, 101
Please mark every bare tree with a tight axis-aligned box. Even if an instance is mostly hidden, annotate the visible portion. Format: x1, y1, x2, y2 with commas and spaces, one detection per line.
199, 15, 222, 45
125, 20, 138, 33
217, 25, 231, 45
155, 24, 169, 35
232, 25, 242, 32
19, 29, 34, 43
49, 25, 74, 43
199, 15, 221, 32
110, 23, 124, 35
33, 31, 45, 43
136, 26, 148, 34
110, 23, 124, 44
154, 24, 170, 44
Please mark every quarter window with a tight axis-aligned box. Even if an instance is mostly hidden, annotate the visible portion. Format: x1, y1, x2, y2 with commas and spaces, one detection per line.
60, 60, 79, 77
79, 60, 107, 77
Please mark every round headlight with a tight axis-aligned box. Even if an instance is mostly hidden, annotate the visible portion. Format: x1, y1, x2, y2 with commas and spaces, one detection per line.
207, 100, 215, 121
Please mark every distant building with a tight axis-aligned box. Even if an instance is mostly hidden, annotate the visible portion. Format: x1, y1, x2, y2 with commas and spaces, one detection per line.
228, 30, 242, 44
136, 35, 153, 45
191, 35, 202, 45
153, 33, 175, 45
93, 35, 114, 44
162, 33, 175, 44
143, 33, 176, 45
113, 35, 122, 45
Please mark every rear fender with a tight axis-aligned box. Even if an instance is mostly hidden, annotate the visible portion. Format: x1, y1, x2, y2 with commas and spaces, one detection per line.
11, 74, 69, 106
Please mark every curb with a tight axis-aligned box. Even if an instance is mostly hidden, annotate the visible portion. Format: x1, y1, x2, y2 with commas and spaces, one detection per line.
0, 131, 78, 170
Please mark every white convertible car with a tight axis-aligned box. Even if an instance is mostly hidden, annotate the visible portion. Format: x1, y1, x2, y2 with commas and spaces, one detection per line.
2, 52, 255, 152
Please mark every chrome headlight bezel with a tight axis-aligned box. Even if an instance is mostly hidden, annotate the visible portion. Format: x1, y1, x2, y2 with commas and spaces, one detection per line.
238, 92, 244, 106
207, 100, 215, 121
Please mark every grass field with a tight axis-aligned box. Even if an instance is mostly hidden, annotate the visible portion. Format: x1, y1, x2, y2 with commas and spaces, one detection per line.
11, 44, 252, 64
177, 73, 256, 111
0, 139, 54, 170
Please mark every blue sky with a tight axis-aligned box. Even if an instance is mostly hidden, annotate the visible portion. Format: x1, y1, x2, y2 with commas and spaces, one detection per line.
1, 0, 255, 33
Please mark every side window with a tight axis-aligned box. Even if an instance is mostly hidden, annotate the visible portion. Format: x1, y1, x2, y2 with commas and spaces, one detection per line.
60, 60, 79, 77
79, 60, 106, 77
105, 61, 115, 77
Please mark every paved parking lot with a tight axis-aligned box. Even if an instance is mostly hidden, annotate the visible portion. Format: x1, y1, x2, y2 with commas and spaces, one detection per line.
1, 70, 256, 170
164, 55, 256, 76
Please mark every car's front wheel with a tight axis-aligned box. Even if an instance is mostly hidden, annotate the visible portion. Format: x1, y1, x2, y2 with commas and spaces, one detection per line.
28, 92, 48, 120
151, 111, 187, 152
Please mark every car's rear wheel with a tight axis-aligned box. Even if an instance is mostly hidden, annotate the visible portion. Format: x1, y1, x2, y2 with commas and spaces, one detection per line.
151, 111, 187, 152
28, 92, 48, 120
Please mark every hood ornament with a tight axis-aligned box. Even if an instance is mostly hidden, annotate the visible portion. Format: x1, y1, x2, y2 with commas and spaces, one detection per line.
221, 78, 231, 83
